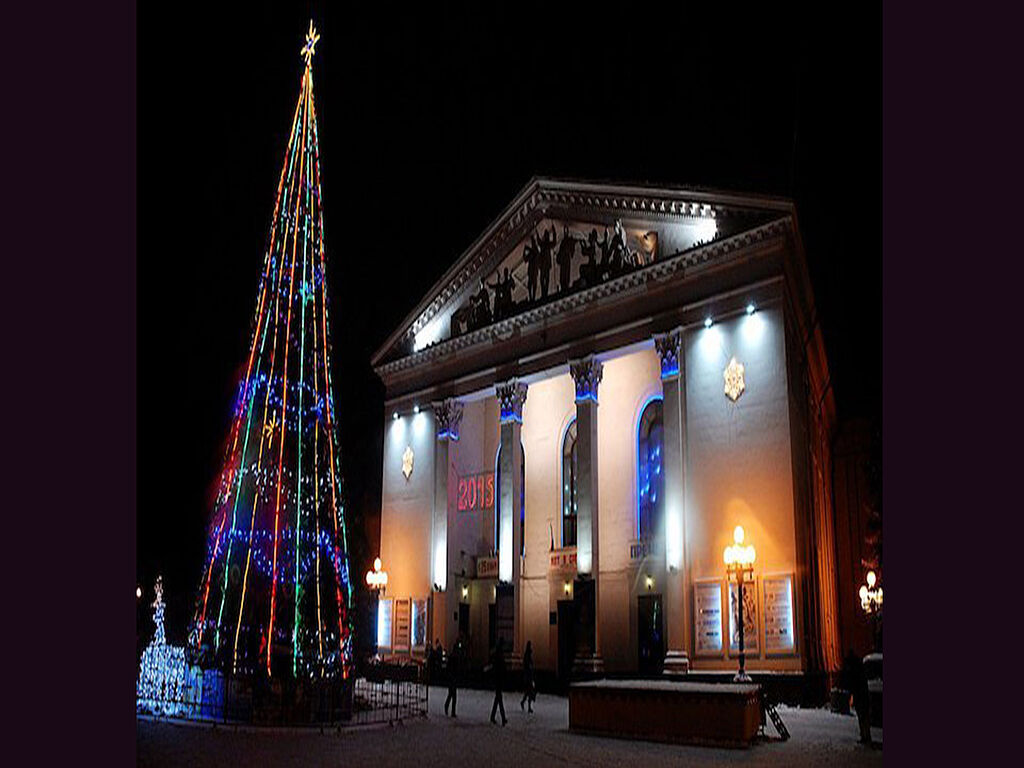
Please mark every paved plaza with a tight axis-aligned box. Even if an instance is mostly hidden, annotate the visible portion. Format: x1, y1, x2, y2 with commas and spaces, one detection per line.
137, 684, 883, 768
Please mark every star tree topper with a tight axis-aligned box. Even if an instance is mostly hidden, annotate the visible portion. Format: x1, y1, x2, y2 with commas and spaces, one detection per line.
301, 20, 320, 66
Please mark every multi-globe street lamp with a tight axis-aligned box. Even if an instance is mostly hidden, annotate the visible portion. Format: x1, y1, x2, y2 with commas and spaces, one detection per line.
724, 525, 756, 683
859, 570, 883, 651
366, 557, 388, 595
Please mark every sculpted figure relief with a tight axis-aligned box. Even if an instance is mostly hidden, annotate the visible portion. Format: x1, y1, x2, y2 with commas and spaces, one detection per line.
555, 225, 579, 293
445, 218, 660, 341
536, 224, 556, 299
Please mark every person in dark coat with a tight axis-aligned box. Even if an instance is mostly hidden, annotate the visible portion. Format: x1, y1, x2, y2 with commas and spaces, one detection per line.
488, 637, 508, 726
444, 636, 463, 717
841, 650, 872, 744
519, 640, 536, 713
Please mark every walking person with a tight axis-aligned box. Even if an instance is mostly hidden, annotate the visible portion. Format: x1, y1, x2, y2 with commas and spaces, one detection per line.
444, 636, 463, 717
841, 650, 872, 745
488, 637, 508, 726
519, 640, 536, 713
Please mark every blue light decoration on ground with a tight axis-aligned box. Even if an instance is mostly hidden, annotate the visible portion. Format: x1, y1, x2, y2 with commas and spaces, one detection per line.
187, 22, 353, 681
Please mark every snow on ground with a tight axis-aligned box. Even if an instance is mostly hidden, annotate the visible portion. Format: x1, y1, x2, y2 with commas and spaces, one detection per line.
137, 685, 882, 768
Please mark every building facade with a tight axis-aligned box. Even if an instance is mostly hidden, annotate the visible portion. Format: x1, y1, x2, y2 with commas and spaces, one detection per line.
371, 179, 840, 683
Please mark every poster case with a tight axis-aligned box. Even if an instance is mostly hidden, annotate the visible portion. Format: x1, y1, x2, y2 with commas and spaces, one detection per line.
393, 598, 411, 652
762, 573, 797, 656
727, 577, 760, 658
377, 598, 393, 650
693, 580, 725, 657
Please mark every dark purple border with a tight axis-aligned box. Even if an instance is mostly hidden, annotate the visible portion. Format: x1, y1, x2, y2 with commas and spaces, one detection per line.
10, 0, 136, 764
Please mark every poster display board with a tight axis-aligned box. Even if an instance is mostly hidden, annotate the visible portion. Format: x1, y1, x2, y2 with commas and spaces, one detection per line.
728, 577, 759, 657
393, 598, 411, 652
762, 574, 796, 655
694, 580, 724, 656
411, 598, 428, 651
377, 598, 393, 649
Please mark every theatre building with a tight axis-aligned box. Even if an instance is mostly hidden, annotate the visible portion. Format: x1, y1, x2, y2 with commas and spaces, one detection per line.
371, 178, 841, 687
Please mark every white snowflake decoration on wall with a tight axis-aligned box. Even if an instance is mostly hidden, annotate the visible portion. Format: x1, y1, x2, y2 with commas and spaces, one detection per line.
723, 356, 746, 402
402, 445, 415, 480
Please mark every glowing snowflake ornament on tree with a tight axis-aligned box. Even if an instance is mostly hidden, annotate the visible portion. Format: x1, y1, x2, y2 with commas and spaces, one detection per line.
723, 356, 746, 402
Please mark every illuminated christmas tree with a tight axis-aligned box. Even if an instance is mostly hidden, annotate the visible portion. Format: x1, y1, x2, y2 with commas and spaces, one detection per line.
138, 576, 187, 714
189, 22, 352, 679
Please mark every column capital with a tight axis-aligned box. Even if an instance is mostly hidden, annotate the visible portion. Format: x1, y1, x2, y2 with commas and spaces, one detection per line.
569, 355, 604, 404
432, 398, 463, 441
653, 328, 685, 381
496, 379, 528, 424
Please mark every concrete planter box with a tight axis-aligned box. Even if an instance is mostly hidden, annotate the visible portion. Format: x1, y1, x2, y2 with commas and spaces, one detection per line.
569, 679, 762, 747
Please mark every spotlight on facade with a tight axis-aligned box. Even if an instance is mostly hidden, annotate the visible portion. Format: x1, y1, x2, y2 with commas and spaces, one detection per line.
136, 586, 142, 599
393, 411, 399, 420
704, 317, 713, 329
645, 574, 654, 590
461, 584, 469, 600
563, 581, 572, 595
746, 303, 755, 315
413, 404, 420, 414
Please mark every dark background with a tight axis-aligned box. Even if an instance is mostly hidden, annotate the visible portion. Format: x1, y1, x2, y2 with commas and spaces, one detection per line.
137, 1, 880, 648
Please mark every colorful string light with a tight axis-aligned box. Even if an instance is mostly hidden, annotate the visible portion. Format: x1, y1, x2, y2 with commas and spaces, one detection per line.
188, 24, 352, 680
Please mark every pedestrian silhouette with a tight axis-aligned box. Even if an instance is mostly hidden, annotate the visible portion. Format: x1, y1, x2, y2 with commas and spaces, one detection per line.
841, 649, 872, 745
520, 640, 536, 713
444, 636, 463, 717
488, 637, 508, 726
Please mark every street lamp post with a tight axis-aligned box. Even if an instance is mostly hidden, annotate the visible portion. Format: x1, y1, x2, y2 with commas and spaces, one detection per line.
366, 557, 388, 595
859, 570, 883, 651
724, 525, 756, 683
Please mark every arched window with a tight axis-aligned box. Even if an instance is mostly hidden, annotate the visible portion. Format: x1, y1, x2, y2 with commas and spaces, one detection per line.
561, 420, 578, 547
495, 441, 526, 556
637, 398, 664, 540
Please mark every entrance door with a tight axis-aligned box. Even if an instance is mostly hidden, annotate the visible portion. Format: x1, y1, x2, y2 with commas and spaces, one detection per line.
458, 603, 470, 640
557, 600, 576, 683
488, 603, 496, 654
638, 594, 665, 675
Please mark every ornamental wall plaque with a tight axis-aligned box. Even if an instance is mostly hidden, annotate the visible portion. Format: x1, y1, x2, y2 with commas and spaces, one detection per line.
402, 445, 415, 480
723, 356, 746, 402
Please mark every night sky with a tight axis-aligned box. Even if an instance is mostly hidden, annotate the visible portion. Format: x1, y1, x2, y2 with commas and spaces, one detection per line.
138, 2, 880, 644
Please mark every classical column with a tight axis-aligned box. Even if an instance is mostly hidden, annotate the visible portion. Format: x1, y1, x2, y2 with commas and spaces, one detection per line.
569, 355, 604, 674
654, 328, 690, 674
496, 379, 527, 654
432, 398, 462, 649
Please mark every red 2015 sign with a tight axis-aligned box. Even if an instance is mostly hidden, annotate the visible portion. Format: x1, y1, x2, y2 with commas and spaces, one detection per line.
457, 472, 494, 512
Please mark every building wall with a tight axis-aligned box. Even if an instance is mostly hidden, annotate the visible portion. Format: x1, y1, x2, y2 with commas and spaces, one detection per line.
685, 306, 801, 671
380, 409, 436, 618
378, 306, 804, 672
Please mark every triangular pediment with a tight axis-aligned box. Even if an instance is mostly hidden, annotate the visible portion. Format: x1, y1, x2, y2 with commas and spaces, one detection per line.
372, 178, 793, 370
